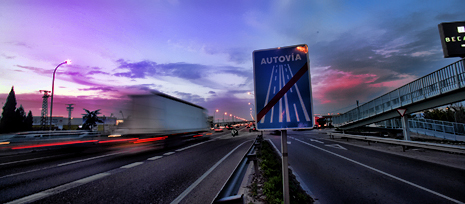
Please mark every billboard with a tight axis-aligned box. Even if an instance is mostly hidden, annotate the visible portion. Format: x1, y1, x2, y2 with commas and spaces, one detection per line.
438, 21, 465, 58
253, 44, 313, 130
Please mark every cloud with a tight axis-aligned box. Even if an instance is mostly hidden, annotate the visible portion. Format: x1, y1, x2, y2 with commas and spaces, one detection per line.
1, 53, 16, 59
114, 59, 252, 91
173, 91, 206, 104
78, 86, 115, 92
87, 70, 110, 75
208, 91, 217, 96
15, 65, 51, 75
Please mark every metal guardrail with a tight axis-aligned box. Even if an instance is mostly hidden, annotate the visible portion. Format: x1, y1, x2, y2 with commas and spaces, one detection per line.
212, 136, 262, 204
328, 132, 465, 154
333, 58, 465, 127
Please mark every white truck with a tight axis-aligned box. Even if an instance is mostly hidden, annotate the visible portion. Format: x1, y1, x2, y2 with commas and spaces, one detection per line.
111, 92, 210, 146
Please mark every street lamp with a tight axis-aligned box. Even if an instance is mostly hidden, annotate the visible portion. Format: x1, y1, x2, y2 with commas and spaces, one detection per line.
224, 112, 227, 123
215, 109, 218, 126
248, 102, 256, 122
50, 60, 71, 130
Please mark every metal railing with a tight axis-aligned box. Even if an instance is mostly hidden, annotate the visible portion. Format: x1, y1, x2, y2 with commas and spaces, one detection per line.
409, 118, 465, 141
328, 132, 465, 154
333, 58, 465, 127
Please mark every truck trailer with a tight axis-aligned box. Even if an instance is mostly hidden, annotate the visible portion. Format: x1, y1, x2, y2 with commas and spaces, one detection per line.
111, 92, 210, 146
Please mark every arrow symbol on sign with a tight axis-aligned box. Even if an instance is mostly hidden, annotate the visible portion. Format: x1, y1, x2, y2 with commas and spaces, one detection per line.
325, 144, 347, 150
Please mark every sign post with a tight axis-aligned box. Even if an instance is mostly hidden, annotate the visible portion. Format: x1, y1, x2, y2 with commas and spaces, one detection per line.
253, 44, 313, 204
397, 108, 410, 140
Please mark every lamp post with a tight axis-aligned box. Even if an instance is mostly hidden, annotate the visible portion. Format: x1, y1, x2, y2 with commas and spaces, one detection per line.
50, 60, 71, 130
224, 112, 227, 123
215, 109, 218, 126
249, 102, 255, 122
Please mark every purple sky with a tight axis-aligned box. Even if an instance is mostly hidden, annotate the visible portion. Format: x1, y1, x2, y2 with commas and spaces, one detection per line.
1, 0, 464, 121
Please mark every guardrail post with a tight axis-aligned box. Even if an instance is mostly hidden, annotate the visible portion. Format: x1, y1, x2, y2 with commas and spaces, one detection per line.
247, 153, 259, 176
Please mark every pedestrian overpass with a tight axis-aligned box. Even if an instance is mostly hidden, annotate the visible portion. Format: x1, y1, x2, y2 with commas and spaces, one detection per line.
333, 58, 465, 130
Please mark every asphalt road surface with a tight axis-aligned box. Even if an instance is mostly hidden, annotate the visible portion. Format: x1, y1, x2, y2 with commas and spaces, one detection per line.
0, 127, 258, 204
268, 129, 465, 204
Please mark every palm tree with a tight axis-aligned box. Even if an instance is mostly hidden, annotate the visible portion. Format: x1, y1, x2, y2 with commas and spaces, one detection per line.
82, 109, 104, 131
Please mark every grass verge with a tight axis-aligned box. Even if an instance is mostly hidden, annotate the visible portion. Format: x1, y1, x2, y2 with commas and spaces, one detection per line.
248, 140, 314, 204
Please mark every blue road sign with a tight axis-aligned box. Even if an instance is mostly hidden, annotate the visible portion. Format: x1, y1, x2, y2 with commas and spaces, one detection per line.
253, 44, 313, 130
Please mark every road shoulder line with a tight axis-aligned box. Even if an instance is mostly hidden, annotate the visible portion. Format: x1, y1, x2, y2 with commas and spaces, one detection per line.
293, 138, 465, 204
170, 140, 250, 204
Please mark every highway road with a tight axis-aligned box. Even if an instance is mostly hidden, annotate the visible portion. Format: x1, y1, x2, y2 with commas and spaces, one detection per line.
0, 127, 257, 204
268, 129, 465, 204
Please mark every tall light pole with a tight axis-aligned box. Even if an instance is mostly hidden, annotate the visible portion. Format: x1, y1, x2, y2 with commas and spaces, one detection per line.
215, 109, 218, 126
50, 60, 71, 130
249, 102, 255, 122
224, 112, 227, 123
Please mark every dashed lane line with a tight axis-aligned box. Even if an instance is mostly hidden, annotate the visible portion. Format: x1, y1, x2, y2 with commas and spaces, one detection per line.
120, 162, 144, 169
164, 152, 175, 156
148, 156, 163, 161
0, 155, 64, 166
5, 173, 111, 204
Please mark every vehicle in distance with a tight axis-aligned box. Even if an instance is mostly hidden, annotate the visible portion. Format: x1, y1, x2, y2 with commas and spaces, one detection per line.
110, 92, 210, 147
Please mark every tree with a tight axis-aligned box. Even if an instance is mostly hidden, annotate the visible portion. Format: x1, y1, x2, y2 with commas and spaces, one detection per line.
0, 87, 17, 133
15, 105, 26, 132
424, 103, 465, 123
82, 109, 104, 131
0, 87, 34, 133
25, 111, 33, 131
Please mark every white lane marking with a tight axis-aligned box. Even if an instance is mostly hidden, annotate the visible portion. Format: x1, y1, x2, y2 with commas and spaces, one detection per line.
76, 173, 110, 183
58, 151, 124, 166
293, 103, 300, 122
287, 66, 310, 121
147, 156, 163, 161
0, 167, 52, 179
1, 150, 130, 179
176, 141, 208, 152
120, 162, 144, 169
170, 140, 250, 204
273, 86, 276, 94
294, 138, 465, 204
164, 152, 175, 156
287, 141, 291, 144
310, 139, 324, 144
5, 173, 111, 204
0, 155, 62, 166
325, 144, 347, 150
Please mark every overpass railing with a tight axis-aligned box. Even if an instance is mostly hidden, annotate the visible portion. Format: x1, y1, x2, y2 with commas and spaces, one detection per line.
333, 58, 465, 127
